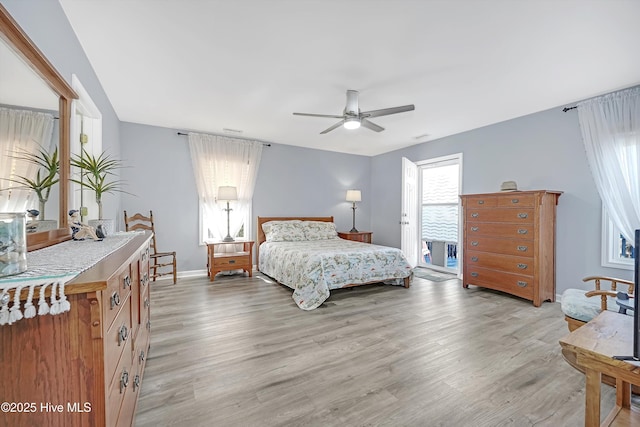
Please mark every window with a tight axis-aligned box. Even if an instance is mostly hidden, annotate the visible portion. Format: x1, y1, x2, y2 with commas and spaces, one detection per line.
200, 203, 247, 243
187, 132, 263, 245
602, 208, 635, 270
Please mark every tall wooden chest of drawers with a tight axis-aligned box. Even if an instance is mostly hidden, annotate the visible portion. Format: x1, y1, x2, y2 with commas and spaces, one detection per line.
460, 190, 561, 307
0, 232, 152, 427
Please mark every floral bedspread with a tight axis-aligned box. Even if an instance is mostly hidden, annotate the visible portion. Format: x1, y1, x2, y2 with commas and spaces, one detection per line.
258, 239, 413, 310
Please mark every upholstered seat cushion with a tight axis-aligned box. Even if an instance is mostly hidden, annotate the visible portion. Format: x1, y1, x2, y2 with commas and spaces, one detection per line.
560, 288, 629, 323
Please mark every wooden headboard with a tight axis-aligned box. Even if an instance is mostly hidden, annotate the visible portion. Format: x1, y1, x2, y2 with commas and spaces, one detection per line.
255, 216, 334, 269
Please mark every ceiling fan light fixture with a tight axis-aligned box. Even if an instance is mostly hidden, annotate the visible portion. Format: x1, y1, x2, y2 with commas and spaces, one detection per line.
343, 117, 361, 130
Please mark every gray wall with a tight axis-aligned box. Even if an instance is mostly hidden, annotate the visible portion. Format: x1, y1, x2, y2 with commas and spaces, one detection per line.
371, 106, 633, 294
120, 122, 371, 273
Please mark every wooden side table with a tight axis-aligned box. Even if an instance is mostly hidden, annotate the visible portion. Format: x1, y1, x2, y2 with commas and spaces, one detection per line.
559, 311, 640, 426
338, 231, 372, 243
207, 241, 254, 282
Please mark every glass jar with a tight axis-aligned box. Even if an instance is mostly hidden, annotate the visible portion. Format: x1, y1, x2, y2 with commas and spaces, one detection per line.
0, 212, 27, 277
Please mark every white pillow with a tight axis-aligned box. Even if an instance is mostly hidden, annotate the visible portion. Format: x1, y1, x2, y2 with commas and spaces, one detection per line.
262, 220, 306, 242
303, 221, 338, 240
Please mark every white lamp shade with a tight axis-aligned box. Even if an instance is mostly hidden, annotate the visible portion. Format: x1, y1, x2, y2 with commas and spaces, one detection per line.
346, 190, 361, 202
217, 186, 238, 201
343, 117, 361, 130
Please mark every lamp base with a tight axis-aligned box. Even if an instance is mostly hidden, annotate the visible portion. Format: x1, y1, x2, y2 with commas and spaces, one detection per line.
350, 227, 359, 233
222, 235, 235, 242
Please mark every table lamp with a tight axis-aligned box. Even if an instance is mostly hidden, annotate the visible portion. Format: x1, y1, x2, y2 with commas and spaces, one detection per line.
346, 189, 361, 232
218, 186, 237, 242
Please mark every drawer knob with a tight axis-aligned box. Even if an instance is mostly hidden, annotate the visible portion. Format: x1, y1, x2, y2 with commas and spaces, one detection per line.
470, 272, 479, 277
477, 200, 484, 205
511, 199, 519, 204
120, 369, 129, 394
229, 259, 236, 264
118, 325, 129, 346
144, 297, 150, 308
139, 350, 146, 364
517, 263, 528, 269
517, 229, 528, 235
518, 213, 528, 219
110, 292, 120, 309
123, 275, 131, 289
133, 374, 141, 391
517, 281, 528, 287
471, 213, 479, 218
146, 319, 151, 331
471, 241, 479, 246
470, 226, 479, 232
470, 256, 478, 262
517, 245, 528, 252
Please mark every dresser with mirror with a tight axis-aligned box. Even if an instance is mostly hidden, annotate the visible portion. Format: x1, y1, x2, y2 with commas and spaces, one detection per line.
0, 5, 153, 426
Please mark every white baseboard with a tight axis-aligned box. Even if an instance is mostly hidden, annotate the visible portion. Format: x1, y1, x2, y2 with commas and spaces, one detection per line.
157, 266, 257, 281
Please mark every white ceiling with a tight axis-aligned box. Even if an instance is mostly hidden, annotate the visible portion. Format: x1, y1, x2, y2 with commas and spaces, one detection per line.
58, 0, 640, 156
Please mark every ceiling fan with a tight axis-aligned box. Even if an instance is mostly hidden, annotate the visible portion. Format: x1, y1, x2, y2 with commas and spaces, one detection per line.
293, 90, 415, 134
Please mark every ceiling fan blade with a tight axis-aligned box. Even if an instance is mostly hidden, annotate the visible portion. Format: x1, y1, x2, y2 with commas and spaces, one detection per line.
320, 120, 345, 134
361, 104, 415, 118
293, 112, 345, 119
361, 119, 384, 132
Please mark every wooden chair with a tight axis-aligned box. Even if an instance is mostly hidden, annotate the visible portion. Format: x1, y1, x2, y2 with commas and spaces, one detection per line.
561, 276, 634, 332
560, 276, 637, 393
124, 210, 177, 284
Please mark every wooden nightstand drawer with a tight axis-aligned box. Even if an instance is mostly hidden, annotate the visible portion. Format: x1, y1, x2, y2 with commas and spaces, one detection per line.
214, 252, 250, 267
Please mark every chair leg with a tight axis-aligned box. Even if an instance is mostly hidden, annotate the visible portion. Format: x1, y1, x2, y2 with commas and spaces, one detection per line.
172, 257, 177, 284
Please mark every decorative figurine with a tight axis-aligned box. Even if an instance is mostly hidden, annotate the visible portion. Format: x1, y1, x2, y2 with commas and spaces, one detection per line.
68, 210, 102, 241
27, 209, 40, 221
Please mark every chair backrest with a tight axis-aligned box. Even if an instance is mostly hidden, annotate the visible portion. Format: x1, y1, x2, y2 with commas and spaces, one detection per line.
124, 210, 159, 255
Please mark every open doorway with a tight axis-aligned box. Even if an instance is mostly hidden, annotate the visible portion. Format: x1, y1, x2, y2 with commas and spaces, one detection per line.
418, 154, 462, 275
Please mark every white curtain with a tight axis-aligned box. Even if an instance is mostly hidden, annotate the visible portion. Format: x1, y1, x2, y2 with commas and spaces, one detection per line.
187, 132, 262, 241
578, 86, 640, 241
0, 107, 55, 213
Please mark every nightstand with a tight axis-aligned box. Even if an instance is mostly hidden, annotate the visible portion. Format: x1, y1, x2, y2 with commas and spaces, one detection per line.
207, 240, 254, 281
338, 231, 372, 243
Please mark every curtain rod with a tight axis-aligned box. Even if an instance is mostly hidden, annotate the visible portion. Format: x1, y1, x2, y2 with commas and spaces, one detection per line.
562, 106, 577, 112
177, 131, 271, 147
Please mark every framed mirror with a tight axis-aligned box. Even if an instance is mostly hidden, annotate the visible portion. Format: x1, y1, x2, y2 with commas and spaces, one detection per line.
0, 4, 77, 250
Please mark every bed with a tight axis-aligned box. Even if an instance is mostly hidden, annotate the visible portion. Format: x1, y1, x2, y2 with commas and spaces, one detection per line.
256, 216, 413, 310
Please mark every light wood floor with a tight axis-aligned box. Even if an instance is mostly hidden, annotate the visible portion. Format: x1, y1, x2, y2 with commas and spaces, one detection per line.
135, 273, 616, 427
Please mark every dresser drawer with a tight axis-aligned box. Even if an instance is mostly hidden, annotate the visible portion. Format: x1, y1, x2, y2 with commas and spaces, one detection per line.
103, 266, 133, 330
464, 266, 534, 300
465, 251, 535, 275
140, 283, 150, 323
465, 236, 535, 257
464, 195, 497, 208
105, 294, 132, 388
466, 222, 534, 240
466, 208, 535, 223
496, 193, 536, 207
107, 355, 133, 427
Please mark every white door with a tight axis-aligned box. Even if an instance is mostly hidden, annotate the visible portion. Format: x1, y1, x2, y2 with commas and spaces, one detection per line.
401, 157, 419, 266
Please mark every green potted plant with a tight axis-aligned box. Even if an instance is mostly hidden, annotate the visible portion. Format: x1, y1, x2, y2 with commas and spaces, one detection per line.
3, 146, 59, 231
70, 148, 129, 235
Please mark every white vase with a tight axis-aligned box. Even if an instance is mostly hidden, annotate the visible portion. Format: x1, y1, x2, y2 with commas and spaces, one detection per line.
88, 219, 115, 237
